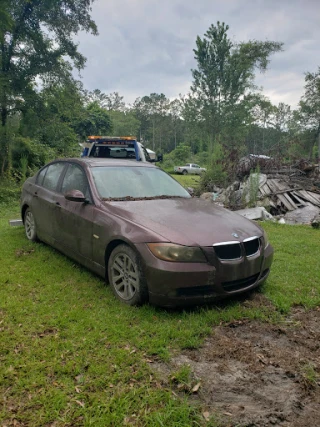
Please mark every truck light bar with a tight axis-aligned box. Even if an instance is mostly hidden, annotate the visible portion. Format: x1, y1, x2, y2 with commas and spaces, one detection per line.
87, 136, 136, 141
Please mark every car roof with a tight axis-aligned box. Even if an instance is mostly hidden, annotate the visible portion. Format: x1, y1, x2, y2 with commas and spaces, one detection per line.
55, 158, 157, 169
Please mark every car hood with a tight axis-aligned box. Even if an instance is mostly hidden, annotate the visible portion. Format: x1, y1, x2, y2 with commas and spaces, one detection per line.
104, 198, 262, 246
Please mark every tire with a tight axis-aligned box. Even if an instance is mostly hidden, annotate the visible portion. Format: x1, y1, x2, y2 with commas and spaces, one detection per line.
24, 208, 38, 242
108, 244, 148, 306
182, 169, 188, 175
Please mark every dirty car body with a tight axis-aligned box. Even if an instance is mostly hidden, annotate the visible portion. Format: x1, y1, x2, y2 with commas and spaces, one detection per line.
21, 158, 273, 307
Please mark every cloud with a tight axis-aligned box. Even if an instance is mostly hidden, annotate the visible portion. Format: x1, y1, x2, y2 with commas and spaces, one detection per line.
75, 0, 320, 107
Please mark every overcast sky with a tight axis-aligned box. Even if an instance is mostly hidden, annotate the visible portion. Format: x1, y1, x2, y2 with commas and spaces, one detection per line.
76, 0, 320, 109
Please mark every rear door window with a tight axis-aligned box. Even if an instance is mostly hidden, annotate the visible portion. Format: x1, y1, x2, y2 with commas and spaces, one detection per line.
42, 163, 65, 191
36, 167, 47, 186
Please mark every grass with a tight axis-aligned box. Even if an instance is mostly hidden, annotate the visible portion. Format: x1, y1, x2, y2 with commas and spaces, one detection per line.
170, 173, 201, 189
1, 202, 320, 426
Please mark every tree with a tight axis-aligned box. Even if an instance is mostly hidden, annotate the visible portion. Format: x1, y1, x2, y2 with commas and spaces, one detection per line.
108, 110, 140, 137
104, 92, 125, 111
191, 21, 283, 148
74, 102, 113, 140
168, 98, 183, 150
0, 0, 97, 174
249, 95, 274, 153
298, 68, 320, 161
20, 78, 87, 156
84, 90, 125, 111
133, 93, 170, 150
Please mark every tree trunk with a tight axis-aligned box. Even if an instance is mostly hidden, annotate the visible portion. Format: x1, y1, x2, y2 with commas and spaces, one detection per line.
0, 107, 8, 176
1, 105, 8, 127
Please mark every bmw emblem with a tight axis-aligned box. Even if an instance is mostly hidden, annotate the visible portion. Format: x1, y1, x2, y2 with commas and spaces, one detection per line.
232, 233, 239, 238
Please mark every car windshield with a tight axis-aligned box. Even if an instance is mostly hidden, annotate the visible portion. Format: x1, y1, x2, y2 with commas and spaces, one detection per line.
91, 166, 191, 200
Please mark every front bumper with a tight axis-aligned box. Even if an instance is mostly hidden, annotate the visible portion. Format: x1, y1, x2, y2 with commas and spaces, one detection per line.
135, 243, 274, 308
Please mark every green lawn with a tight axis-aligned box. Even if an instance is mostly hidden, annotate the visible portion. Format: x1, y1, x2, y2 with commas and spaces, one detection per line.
1, 203, 319, 426
170, 173, 201, 189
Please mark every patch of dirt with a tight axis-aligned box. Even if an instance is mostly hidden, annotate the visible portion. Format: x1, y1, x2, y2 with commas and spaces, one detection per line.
15, 247, 35, 257
154, 302, 320, 426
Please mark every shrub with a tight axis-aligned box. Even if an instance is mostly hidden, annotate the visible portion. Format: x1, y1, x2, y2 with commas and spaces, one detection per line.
199, 143, 228, 192
0, 180, 21, 205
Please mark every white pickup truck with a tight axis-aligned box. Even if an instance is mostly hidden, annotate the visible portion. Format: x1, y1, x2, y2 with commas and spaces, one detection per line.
174, 163, 206, 175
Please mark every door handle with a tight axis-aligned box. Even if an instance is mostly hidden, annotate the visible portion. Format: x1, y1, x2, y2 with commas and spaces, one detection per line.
56, 202, 61, 208
34, 191, 38, 198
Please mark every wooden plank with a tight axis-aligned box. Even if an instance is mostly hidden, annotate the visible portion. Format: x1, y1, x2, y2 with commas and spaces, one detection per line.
297, 190, 320, 207
282, 192, 298, 209
273, 188, 302, 195
290, 191, 308, 206
277, 193, 295, 210
268, 179, 286, 193
274, 180, 289, 191
266, 180, 278, 193
306, 191, 320, 203
259, 183, 270, 196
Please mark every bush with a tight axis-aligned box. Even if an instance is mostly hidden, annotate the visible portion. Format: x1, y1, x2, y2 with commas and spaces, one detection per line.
11, 136, 56, 177
199, 143, 228, 192
248, 169, 260, 207
0, 181, 21, 205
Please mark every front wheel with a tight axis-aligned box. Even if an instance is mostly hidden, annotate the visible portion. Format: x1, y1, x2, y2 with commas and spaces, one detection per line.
108, 244, 148, 306
182, 169, 188, 175
24, 208, 38, 242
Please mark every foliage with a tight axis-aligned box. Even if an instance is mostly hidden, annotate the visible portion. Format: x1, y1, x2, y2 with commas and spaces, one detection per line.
19, 154, 28, 182
20, 79, 86, 156
74, 101, 113, 140
108, 110, 141, 137
190, 21, 283, 148
133, 93, 173, 152
0, 0, 97, 175
84, 90, 126, 111
199, 143, 228, 191
161, 145, 191, 171
296, 67, 320, 160
247, 169, 261, 207
11, 136, 55, 176
0, 180, 20, 204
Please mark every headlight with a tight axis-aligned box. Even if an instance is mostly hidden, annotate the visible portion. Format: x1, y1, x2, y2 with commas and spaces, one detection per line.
263, 229, 269, 249
147, 243, 207, 263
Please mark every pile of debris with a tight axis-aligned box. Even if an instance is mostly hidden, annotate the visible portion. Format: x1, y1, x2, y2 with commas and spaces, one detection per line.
201, 159, 320, 226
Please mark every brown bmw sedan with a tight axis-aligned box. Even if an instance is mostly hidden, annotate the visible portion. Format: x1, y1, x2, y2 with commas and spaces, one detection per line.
21, 158, 273, 307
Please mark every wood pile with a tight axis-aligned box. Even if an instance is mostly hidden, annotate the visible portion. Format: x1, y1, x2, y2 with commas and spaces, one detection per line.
259, 178, 320, 213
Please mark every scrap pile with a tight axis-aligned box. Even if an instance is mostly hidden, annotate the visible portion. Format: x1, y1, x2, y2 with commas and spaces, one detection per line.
204, 157, 320, 226
258, 176, 320, 213
243, 158, 320, 225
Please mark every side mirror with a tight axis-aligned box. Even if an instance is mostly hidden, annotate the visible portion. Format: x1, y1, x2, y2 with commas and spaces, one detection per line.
147, 154, 163, 163
65, 189, 86, 203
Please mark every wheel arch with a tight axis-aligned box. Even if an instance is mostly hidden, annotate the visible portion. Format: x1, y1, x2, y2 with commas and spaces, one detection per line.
104, 239, 137, 282
21, 204, 29, 224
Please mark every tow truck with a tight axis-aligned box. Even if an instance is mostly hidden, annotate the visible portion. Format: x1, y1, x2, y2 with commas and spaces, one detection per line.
80, 136, 162, 163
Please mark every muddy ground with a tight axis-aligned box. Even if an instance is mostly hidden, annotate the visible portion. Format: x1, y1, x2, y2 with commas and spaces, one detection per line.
154, 296, 320, 426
